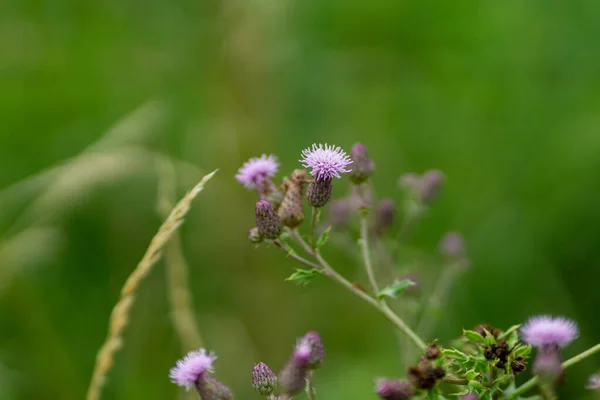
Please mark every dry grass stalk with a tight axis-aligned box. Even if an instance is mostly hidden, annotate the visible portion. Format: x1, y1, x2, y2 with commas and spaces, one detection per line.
86, 169, 218, 400
157, 160, 204, 351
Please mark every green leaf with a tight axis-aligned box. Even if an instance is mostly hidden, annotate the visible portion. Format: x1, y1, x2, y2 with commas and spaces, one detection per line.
512, 345, 532, 358
316, 226, 331, 249
442, 348, 469, 362
464, 330, 486, 344
285, 269, 321, 286
377, 279, 416, 300
499, 324, 521, 339
484, 332, 497, 346
465, 370, 478, 380
467, 380, 486, 392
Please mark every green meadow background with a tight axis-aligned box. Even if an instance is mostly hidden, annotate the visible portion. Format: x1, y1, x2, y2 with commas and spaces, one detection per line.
1, 0, 599, 399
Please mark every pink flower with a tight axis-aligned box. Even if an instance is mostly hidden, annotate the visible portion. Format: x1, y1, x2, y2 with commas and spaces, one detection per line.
236, 154, 279, 189
300, 144, 352, 181
520, 315, 578, 348
169, 349, 217, 390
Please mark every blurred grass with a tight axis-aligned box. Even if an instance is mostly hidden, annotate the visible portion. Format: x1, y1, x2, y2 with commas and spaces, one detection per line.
1, 0, 600, 399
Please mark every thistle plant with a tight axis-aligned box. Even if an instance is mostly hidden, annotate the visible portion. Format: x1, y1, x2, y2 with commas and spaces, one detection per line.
215, 142, 600, 399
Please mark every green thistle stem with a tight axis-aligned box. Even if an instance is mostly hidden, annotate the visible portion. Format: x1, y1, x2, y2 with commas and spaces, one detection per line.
507, 343, 600, 399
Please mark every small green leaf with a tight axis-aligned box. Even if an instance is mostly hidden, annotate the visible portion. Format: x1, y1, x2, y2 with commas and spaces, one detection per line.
499, 324, 521, 339
377, 279, 416, 299
442, 348, 469, 362
316, 226, 331, 249
465, 370, 478, 380
285, 269, 321, 286
484, 332, 497, 346
467, 380, 486, 392
512, 345, 532, 358
464, 330, 486, 344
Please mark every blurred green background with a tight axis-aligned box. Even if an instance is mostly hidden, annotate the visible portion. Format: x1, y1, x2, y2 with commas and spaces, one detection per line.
1, 0, 600, 399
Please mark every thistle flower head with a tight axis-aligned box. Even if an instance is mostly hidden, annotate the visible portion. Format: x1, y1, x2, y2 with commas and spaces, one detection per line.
300, 144, 352, 181
461, 395, 479, 400
236, 154, 279, 189
300, 331, 325, 369
169, 349, 217, 390
520, 315, 578, 348
375, 378, 413, 400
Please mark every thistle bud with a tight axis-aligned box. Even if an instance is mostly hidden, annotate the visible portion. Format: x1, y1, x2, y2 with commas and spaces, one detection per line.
374, 198, 397, 235
438, 231, 470, 269
349, 143, 375, 184
306, 178, 333, 208
255, 200, 282, 239
301, 331, 325, 369
195, 374, 233, 400
279, 341, 311, 395
329, 199, 351, 227
375, 378, 413, 400
248, 227, 263, 243
419, 169, 444, 203
252, 362, 278, 395
279, 170, 307, 228
533, 346, 563, 387
425, 343, 440, 360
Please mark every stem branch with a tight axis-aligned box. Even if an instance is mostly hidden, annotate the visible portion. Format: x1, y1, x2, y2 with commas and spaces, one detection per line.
360, 215, 379, 295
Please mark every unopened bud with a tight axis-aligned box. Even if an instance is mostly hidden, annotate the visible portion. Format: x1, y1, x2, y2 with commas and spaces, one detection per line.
306, 178, 333, 208
252, 362, 278, 395
279, 341, 311, 395
329, 199, 351, 227
248, 227, 263, 243
255, 200, 282, 239
533, 346, 563, 387
349, 143, 375, 184
419, 169, 444, 203
375, 378, 413, 400
438, 232, 470, 269
195, 374, 233, 400
374, 198, 397, 235
300, 331, 325, 369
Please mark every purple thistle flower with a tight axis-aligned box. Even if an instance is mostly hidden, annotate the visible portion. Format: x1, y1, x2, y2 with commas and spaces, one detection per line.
169, 349, 217, 390
300, 144, 352, 181
520, 315, 579, 348
236, 154, 279, 189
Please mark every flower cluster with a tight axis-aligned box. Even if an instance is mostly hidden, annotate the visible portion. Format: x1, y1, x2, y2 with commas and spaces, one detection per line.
164, 142, 599, 400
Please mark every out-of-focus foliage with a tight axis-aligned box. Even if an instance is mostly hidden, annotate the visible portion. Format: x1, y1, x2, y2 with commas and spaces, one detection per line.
1, 0, 599, 399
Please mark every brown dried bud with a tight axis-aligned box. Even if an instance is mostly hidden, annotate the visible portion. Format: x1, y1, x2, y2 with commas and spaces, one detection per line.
425, 343, 441, 360
278, 170, 308, 228
407, 365, 445, 390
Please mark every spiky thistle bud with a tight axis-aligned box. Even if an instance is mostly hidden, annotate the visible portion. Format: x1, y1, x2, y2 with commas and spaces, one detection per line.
255, 200, 282, 239
195, 374, 233, 400
252, 362, 278, 395
349, 143, 375, 184
248, 227, 263, 243
278, 170, 307, 228
300, 331, 325, 369
375, 378, 413, 400
306, 178, 333, 207
374, 198, 397, 235
407, 365, 445, 389
279, 340, 311, 396
419, 169, 445, 203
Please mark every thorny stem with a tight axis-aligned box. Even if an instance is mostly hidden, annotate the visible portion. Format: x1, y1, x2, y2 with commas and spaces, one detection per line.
507, 343, 600, 399
360, 215, 379, 295
307, 371, 316, 400
273, 240, 321, 270
309, 207, 318, 250
285, 228, 427, 350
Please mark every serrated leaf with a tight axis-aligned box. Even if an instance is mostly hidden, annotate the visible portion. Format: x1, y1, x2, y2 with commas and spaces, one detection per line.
377, 279, 415, 299
442, 348, 469, 362
465, 369, 478, 380
285, 269, 321, 286
468, 380, 486, 392
316, 226, 331, 249
464, 330, 486, 344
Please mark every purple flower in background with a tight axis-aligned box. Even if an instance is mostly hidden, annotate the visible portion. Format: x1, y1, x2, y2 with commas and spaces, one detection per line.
236, 154, 279, 189
520, 315, 578, 348
169, 349, 217, 390
587, 373, 600, 390
300, 144, 352, 181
